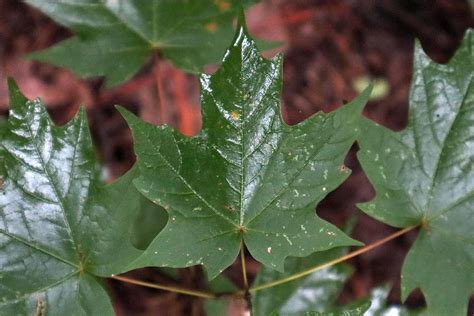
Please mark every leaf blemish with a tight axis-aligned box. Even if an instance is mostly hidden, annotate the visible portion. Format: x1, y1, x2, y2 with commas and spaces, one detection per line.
214, 0, 231, 11
35, 295, 46, 316
339, 164, 349, 172
231, 111, 240, 120
205, 22, 218, 33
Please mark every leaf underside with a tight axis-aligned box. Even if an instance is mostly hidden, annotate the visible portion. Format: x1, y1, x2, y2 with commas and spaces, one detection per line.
121, 22, 370, 278
357, 29, 474, 316
25, 0, 251, 86
0, 82, 147, 315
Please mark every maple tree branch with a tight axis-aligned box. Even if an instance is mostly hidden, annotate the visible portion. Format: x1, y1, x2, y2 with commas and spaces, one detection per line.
249, 225, 419, 293
110, 275, 216, 299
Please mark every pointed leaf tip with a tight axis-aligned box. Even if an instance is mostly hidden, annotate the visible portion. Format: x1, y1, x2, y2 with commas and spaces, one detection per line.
7, 78, 28, 106
236, 8, 248, 32
352, 83, 373, 113
7, 78, 19, 92
116, 106, 138, 125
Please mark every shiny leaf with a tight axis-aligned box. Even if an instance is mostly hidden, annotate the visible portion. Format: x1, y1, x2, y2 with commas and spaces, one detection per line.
0, 81, 144, 315
120, 22, 369, 278
357, 29, 474, 316
25, 0, 251, 86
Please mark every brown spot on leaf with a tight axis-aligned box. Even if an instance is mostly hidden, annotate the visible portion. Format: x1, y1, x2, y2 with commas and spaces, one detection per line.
339, 164, 349, 172
230, 111, 240, 120
205, 22, 218, 33
35, 295, 46, 316
214, 0, 231, 11
224, 205, 235, 212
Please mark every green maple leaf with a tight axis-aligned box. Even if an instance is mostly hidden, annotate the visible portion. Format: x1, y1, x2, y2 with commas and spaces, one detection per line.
0, 81, 148, 315
120, 22, 370, 278
25, 0, 252, 86
357, 30, 474, 316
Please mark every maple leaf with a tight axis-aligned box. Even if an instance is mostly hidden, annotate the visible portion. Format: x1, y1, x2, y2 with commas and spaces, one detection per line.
0, 81, 149, 315
25, 0, 251, 86
120, 22, 371, 278
357, 29, 474, 316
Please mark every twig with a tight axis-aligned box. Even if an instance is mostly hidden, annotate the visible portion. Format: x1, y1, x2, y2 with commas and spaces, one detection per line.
111, 225, 418, 299
249, 225, 419, 292
240, 239, 249, 290
153, 53, 166, 124
110, 274, 216, 299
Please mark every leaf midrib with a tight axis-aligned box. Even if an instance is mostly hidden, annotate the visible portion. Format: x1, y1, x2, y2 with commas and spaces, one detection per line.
424, 75, 474, 221
23, 106, 79, 256
154, 132, 239, 229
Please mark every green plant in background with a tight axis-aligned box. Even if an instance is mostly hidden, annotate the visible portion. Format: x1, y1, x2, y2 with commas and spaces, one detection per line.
25, 0, 260, 86
1, 3, 473, 316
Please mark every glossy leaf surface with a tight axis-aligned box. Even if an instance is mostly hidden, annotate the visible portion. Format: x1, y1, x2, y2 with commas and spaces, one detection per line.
121, 23, 369, 278
0, 82, 145, 315
357, 30, 474, 316
25, 0, 248, 86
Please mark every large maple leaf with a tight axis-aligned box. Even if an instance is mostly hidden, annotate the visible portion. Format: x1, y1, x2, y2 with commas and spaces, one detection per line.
357, 30, 474, 316
120, 23, 371, 278
0, 81, 149, 315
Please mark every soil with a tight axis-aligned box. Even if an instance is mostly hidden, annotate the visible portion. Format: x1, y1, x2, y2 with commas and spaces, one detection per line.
0, 0, 473, 315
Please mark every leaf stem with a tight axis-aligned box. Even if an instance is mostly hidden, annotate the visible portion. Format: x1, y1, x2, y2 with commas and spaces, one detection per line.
110, 275, 216, 299
153, 53, 166, 124
240, 239, 249, 290
249, 225, 419, 293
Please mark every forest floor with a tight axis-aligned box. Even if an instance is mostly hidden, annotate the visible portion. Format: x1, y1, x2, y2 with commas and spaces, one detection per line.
0, 0, 473, 315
